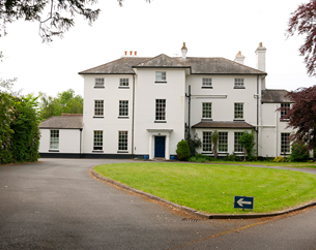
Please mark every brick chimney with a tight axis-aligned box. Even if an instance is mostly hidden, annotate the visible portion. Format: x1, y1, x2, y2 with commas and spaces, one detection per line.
255, 42, 267, 72
234, 51, 245, 65
181, 42, 188, 60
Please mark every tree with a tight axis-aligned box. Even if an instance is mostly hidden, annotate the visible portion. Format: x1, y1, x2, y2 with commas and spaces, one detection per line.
211, 130, 219, 158
0, 0, 150, 43
278, 85, 316, 151
39, 89, 83, 119
287, 1, 316, 76
239, 131, 255, 159
176, 140, 191, 161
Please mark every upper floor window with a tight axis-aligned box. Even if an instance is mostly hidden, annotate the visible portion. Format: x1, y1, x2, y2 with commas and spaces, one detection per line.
119, 100, 129, 117
281, 133, 290, 154
234, 103, 244, 119
94, 100, 104, 117
202, 78, 212, 88
202, 103, 212, 119
118, 131, 128, 151
218, 132, 228, 152
120, 78, 129, 87
95, 78, 104, 88
93, 130, 103, 151
155, 99, 166, 121
280, 103, 290, 120
203, 131, 212, 152
234, 78, 244, 89
156, 71, 166, 82
50, 130, 59, 150
234, 132, 243, 152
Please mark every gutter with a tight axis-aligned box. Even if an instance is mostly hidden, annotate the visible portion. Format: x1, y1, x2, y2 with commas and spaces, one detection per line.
80, 128, 82, 158
131, 75, 136, 158
257, 75, 259, 156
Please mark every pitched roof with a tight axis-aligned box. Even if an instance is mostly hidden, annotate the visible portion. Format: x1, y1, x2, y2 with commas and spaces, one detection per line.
261, 89, 293, 103
79, 56, 267, 75
192, 121, 255, 129
133, 54, 190, 68
39, 114, 83, 129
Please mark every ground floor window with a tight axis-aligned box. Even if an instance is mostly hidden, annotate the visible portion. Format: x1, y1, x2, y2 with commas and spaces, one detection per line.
234, 132, 243, 152
94, 131, 103, 150
50, 130, 59, 149
218, 132, 228, 152
203, 132, 212, 152
118, 131, 128, 151
281, 133, 290, 153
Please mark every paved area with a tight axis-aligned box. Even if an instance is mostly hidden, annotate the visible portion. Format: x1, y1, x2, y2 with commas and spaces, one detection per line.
1, 159, 316, 249
0, 159, 262, 250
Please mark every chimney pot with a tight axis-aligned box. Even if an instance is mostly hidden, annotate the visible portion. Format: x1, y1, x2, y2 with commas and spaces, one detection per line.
181, 42, 188, 60
125, 51, 127, 56
130, 51, 132, 55
134, 51, 137, 56
234, 51, 245, 65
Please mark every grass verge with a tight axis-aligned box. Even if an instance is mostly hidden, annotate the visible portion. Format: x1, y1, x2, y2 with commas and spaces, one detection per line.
94, 162, 316, 214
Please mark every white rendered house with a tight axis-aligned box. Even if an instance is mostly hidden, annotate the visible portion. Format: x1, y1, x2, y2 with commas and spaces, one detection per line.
39, 43, 293, 159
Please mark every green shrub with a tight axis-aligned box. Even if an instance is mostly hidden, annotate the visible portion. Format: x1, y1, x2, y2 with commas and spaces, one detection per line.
239, 131, 256, 158
288, 143, 310, 162
176, 139, 191, 161
224, 154, 242, 161
188, 154, 211, 163
273, 156, 285, 162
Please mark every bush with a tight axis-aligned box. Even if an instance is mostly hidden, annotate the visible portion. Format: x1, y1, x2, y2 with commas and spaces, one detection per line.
224, 154, 242, 161
239, 131, 256, 159
273, 156, 285, 162
288, 143, 310, 162
176, 139, 191, 161
188, 154, 211, 163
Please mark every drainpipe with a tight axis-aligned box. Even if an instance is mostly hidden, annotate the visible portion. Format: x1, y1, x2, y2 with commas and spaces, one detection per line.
185, 85, 191, 133
79, 128, 82, 158
131, 74, 136, 158
256, 75, 259, 157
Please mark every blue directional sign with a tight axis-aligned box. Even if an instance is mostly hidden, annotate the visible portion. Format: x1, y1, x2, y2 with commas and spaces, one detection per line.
234, 196, 254, 210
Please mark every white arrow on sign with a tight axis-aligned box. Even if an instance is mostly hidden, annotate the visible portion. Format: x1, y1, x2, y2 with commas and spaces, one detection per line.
237, 198, 252, 207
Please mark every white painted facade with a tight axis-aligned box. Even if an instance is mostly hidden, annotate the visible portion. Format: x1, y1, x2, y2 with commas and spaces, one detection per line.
40, 43, 295, 159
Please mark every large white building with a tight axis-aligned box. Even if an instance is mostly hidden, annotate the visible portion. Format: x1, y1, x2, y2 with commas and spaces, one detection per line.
39, 43, 293, 159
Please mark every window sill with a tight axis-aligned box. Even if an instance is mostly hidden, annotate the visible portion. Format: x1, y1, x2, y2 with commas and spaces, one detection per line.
94, 86, 105, 89
117, 151, 128, 153
49, 150, 59, 152
92, 150, 104, 153
280, 119, 289, 122
93, 116, 104, 118
118, 86, 130, 89
155, 81, 167, 84
234, 86, 245, 89
202, 118, 213, 121
202, 86, 213, 89
118, 116, 129, 119
233, 119, 245, 121
154, 120, 167, 123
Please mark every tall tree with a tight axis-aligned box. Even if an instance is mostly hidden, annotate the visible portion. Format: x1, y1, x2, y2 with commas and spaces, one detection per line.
0, 0, 150, 42
279, 85, 316, 150
287, 0, 316, 76
39, 89, 83, 119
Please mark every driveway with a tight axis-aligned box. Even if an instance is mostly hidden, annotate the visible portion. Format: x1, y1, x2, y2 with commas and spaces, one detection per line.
0, 159, 316, 249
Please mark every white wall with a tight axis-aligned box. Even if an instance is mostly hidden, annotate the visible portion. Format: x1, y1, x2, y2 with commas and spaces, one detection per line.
134, 68, 186, 157
39, 129, 81, 153
82, 74, 133, 154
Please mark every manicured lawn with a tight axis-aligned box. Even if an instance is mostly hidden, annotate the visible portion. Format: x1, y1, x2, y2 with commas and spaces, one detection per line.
94, 163, 316, 214
208, 161, 316, 169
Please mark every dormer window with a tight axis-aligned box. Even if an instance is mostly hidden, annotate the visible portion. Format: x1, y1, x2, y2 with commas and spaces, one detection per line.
95, 78, 104, 88
234, 78, 245, 89
155, 71, 167, 83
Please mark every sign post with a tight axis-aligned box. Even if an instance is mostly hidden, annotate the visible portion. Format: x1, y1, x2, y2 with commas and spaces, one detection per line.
234, 196, 254, 210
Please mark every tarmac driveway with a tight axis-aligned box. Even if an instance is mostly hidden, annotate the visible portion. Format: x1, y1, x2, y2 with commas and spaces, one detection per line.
1, 158, 316, 250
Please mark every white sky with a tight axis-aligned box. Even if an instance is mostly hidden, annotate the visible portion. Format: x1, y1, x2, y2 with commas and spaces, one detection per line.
0, 0, 315, 97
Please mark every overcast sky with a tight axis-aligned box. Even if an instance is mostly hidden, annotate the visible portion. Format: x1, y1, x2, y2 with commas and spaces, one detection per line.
0, 0, 314, 97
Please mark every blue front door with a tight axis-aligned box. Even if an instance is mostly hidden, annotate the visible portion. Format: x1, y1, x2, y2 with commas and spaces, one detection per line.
155, 136, 165, 158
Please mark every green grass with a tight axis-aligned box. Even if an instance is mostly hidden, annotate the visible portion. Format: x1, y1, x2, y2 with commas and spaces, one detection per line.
210, 161, 316, 169
94, 163, 316, 214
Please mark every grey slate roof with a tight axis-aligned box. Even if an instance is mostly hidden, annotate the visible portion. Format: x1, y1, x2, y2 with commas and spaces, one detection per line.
39, 114, 83, 129
192, 121, 255, 129
79, 56, 266, 75
133, 54, 190, 68
261, 89, 293, 103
